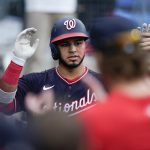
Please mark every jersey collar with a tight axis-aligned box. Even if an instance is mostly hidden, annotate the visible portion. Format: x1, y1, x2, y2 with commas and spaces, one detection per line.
55, 67, 88, 84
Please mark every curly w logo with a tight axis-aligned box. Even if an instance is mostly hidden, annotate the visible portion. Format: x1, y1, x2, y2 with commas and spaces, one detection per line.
64, 19, 76, 30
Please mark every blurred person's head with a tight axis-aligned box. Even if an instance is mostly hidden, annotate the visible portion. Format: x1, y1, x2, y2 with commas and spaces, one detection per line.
49, 17, 88, 69
89, 16, 148, 85
27, 111, 83, 150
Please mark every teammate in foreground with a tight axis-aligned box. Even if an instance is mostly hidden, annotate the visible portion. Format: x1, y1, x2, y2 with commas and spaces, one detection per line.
0, 17, 106, 116
80, 16, 150, 150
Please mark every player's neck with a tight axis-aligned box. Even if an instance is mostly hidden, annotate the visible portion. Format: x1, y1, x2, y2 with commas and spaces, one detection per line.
57, 64, 86, 80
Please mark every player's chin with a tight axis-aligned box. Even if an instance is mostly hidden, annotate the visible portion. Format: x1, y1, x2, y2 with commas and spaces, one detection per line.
67, 61, 79, 66
68, 64, 80, 68
66, 61, 81, 67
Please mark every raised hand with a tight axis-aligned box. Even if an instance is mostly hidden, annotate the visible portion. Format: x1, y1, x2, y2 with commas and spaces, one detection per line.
25, 91, 54, 116
13, 28, 39, 66
138, 23, 150, 51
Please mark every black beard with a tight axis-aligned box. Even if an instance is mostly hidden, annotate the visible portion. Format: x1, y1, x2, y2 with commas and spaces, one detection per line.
59, 55, 85, 69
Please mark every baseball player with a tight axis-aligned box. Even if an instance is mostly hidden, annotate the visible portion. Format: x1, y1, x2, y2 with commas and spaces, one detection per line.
0, 17, 106, 116
79, 16, 150, 150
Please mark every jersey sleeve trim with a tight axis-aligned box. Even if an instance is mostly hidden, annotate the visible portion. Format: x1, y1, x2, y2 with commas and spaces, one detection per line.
0, 89, 17, 104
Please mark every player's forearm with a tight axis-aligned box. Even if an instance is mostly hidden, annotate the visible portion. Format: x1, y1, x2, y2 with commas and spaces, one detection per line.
0, 61, 23, 92
0, 28, 38, 105
0, 60, 22, 104
0, 79, 17, 92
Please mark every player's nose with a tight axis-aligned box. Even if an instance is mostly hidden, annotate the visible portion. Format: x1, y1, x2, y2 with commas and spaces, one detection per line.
69, 44, 77, 53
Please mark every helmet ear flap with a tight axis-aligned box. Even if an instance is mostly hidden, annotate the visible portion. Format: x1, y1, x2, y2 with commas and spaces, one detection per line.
49, 43, 59, 60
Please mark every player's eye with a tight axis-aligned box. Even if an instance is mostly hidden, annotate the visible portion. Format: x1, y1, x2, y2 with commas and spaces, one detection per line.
75, 40, 84, 46
59, 42, 69, 47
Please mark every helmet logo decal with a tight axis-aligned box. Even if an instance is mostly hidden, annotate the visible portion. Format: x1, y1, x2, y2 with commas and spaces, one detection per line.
64, 19, 76, 30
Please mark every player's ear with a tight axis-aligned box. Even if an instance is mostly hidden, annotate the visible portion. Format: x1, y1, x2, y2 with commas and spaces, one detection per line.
49, 43, 59, 60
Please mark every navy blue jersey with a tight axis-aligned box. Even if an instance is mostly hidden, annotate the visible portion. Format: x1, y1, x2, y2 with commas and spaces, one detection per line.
12, 67, 106, 115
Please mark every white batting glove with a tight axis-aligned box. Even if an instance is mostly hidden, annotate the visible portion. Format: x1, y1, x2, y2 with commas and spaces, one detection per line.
12, 27, 39, 66
137, 23, 150, 51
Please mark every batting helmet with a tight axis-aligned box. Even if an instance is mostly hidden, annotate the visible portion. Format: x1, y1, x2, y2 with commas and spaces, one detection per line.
50, 17, 89, 60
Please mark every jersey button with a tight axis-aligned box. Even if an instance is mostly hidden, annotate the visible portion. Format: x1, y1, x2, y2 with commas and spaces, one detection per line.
69, 86, 72, 90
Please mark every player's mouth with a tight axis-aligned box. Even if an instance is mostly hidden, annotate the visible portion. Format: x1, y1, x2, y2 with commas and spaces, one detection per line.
67, 55, 79, 61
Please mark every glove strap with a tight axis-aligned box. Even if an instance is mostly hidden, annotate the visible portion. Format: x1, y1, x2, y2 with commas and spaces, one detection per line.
2, 61, 23, 85
12, 53, 26, 66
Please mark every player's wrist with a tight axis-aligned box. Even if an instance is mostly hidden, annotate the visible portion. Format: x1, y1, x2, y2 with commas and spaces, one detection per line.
12, 52, 26, 66
2, 61, 23, 86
